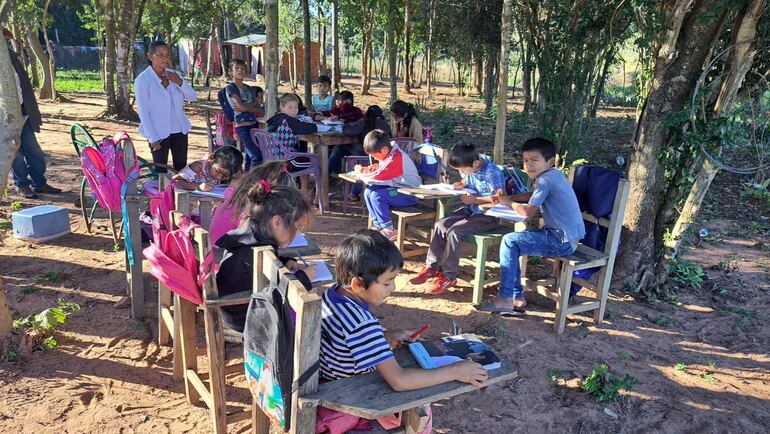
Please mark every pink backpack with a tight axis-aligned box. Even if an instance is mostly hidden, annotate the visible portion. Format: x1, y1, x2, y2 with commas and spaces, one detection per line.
208, 186, 239, 245
81, 132, 138, 212
215, 111, 237, 148
143, 214, 216, 305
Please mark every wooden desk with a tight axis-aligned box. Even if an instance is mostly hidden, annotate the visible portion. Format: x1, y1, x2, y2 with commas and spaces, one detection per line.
396, 187, 460, 220
299, 131, 359, 212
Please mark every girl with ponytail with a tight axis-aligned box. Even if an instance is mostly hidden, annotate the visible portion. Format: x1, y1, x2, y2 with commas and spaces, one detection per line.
215, 180, 315, 332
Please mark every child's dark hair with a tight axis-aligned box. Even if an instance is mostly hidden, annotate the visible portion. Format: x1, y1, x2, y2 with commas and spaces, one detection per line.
318, 75, 331, 86
336, 229, 403, 289
448, 142, 480, 168
363, 105, 385, 135
253, 85, 264, 97
246, 183, 313, 242
338, 90, 354, 104
390, 100, 417, 128
229, 58, 246, 70
522, 137, 557, 161
363, 129, 391, 154
209, 146, 244, 181
227, 161, 296, 216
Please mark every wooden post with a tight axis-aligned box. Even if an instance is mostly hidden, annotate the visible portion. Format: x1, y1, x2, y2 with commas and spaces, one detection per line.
288, 274, 322, 433
265, 0, 280, 116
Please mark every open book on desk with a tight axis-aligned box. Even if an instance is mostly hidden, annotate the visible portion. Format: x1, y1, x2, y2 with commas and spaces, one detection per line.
408, 333, 501, 370
419, 183, 477, 196
302, 260, 334, 283
321, 119, 345, 126
485, 203, 526, 222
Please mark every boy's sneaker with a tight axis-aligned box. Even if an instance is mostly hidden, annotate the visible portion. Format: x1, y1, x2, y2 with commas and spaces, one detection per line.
427, 273, 457, 295
380, 227, 398, 242
409, 266, 440, 285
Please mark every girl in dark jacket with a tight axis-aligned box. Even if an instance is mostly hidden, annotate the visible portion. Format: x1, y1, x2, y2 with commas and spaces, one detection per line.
215, 181, 315, 332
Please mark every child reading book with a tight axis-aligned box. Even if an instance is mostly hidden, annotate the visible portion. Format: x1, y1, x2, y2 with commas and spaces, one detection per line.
172, 145, 243, 191
313, 90, 363, 123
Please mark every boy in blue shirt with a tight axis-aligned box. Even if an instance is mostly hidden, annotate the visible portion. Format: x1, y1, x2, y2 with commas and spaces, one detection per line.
410, 143, 505, 295
480, 137, 585, 314
312, 74, 334, 112
226, 59, 264, 170
320, 229, 487, 389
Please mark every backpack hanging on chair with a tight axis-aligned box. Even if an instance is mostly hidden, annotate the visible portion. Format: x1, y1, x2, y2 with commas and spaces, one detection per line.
80, 132, 138, 212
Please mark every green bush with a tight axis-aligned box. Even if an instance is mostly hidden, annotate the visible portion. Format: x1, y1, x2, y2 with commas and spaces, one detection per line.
581, 363, 637, 402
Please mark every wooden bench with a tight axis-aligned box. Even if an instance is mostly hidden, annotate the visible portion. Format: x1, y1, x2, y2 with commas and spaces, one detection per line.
249, 245, 518, 433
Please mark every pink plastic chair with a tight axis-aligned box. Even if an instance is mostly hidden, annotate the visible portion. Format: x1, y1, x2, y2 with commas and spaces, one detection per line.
250, 128, 325, 214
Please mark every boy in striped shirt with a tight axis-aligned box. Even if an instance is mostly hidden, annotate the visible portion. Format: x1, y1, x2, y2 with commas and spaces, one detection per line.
320, 229, 488, 391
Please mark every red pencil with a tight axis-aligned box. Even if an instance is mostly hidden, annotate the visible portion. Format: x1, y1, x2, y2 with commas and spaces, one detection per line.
410, 324, 430, 340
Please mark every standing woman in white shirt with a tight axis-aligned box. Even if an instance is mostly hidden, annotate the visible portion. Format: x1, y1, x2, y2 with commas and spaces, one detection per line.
134, 41, 197, 172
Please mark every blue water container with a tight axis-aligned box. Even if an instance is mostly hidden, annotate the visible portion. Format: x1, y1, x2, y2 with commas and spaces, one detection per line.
12, 205, 71, 243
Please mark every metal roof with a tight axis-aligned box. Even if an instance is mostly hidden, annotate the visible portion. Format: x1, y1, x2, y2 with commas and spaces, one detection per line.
224, 34, 266, 46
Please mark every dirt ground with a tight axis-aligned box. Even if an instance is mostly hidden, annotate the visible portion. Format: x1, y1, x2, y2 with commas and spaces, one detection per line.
1, 80, 769, 434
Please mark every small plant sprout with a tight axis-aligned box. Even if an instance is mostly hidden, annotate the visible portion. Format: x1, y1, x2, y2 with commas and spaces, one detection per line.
13, 299, 81, 352
580, 363, 637, 402
674, 363, 687, 372
11, 201, 24, 211
36, 271, 61, 284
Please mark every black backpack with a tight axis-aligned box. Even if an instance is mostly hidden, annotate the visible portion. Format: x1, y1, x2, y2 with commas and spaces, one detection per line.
243, 280, 317, 431
217, 87, 235, 122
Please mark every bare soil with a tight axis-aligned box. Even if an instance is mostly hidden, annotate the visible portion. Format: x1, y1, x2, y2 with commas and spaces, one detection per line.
1, 80, 768, 433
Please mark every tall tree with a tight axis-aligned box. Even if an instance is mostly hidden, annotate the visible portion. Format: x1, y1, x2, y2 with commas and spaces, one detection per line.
332, 0, 340, 89
0, 0, 23, 352
39, 0, 57, 100
302, 0, 312, 110
265, 0, 279, 116
425, 0, 434, 96
402, 0, 412, 94
114, 0, 138, 120
387, 0, 397, 102
616, 0, 735, 291
494, 0, 513, 164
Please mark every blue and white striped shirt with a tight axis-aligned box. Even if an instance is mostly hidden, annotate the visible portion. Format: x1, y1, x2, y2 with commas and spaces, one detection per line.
319, 285, 394, 380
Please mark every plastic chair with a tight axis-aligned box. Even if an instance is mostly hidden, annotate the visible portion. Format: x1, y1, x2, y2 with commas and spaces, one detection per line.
250, 128, 325, 214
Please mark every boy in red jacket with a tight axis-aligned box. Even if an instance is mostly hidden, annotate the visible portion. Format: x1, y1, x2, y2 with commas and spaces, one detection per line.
314, 90, 363, 123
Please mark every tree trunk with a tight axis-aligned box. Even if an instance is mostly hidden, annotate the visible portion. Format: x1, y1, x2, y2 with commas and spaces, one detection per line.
494, 0, 513, 164
616, 0, 730, 290
302, 0, 313, 110
265, 0, 279, 116
403, 0, 412, 94
40, 0, 57, 100
102, 0, 118, 115
206, 23, 215, 78
216, 19, 226, 79
589, 47, 615, 118
26, 29, 53, 99
665, 0, 766, 259
115, 0, 138, 121
332, 0, 340, 89
484, 48, 497, 113
521, 35, 531, 113
128, 0, 146, 84
387, 0, 398, 102
319, 5, 327, 75
426, 0, 435, 96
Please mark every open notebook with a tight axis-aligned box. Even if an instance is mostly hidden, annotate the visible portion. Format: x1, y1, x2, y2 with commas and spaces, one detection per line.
485, 203, 526, 222
419, 183, 477, 196
191, 185, 228, 199
305, 260, 334, 283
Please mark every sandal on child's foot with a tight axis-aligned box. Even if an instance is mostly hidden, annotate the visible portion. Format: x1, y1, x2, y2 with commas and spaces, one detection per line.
477, 299, 524, 316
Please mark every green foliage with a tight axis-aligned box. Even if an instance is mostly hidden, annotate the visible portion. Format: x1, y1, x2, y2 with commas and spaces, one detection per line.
667, 258, 704, 290
547, 368, 565, 383
602, 84, 638, 107
22, 286, 40, 295
580, 363, 637, 402
0, 221, 11, 230
729, 307, 765, 333
652, 316, 679, 327
10, 201, 24, 211
740, 181, 770, 207
1, 344, 23, 363
36, 271, 61, 284
674, 363, 687, 372
56, 70, 103, 93
13, 299, 81, 351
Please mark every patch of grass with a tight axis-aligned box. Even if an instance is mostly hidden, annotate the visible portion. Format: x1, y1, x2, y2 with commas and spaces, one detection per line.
113, 242, 121, 252
605, 307, 616, 320
580, 363, 637, 402
668, 258, 705, 290
547, 368, 565, 383
36, 271, 61, 284
729, 307, 765, 333
529, 256, 543, 265
652, 316, 679, 327
1, 343, 22, 363
0, 221, 11, 230
674, 363, 687, 372
22, 285, 40, 294
10, 201, 24, 211
712, 254, 739, 273
617, 350, 631, 360
55, 69, 104, 93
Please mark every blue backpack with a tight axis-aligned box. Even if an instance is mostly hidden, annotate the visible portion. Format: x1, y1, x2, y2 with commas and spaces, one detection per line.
501, 165, 529, 195
217, 87, 235, 122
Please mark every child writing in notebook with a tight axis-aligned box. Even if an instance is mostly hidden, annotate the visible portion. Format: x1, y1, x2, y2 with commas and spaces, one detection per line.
354, 129, 421, 241
208, 161, 295, 245
215, 181, 316, 332
320, 229, 487, 388
410, 142, 505, 295
313, 90, 363, 123
172, 145, 243, 191
480, 137, 584, 313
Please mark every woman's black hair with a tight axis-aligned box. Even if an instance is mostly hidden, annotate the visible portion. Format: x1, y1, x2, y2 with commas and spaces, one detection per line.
227, 161, 296, 217
246, 183, 313, 243
336, 229, 403, 289
448, 142, 480, 168
208, 146, 244, 181
146, 41, 169, 68
390, 100, 417, 130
